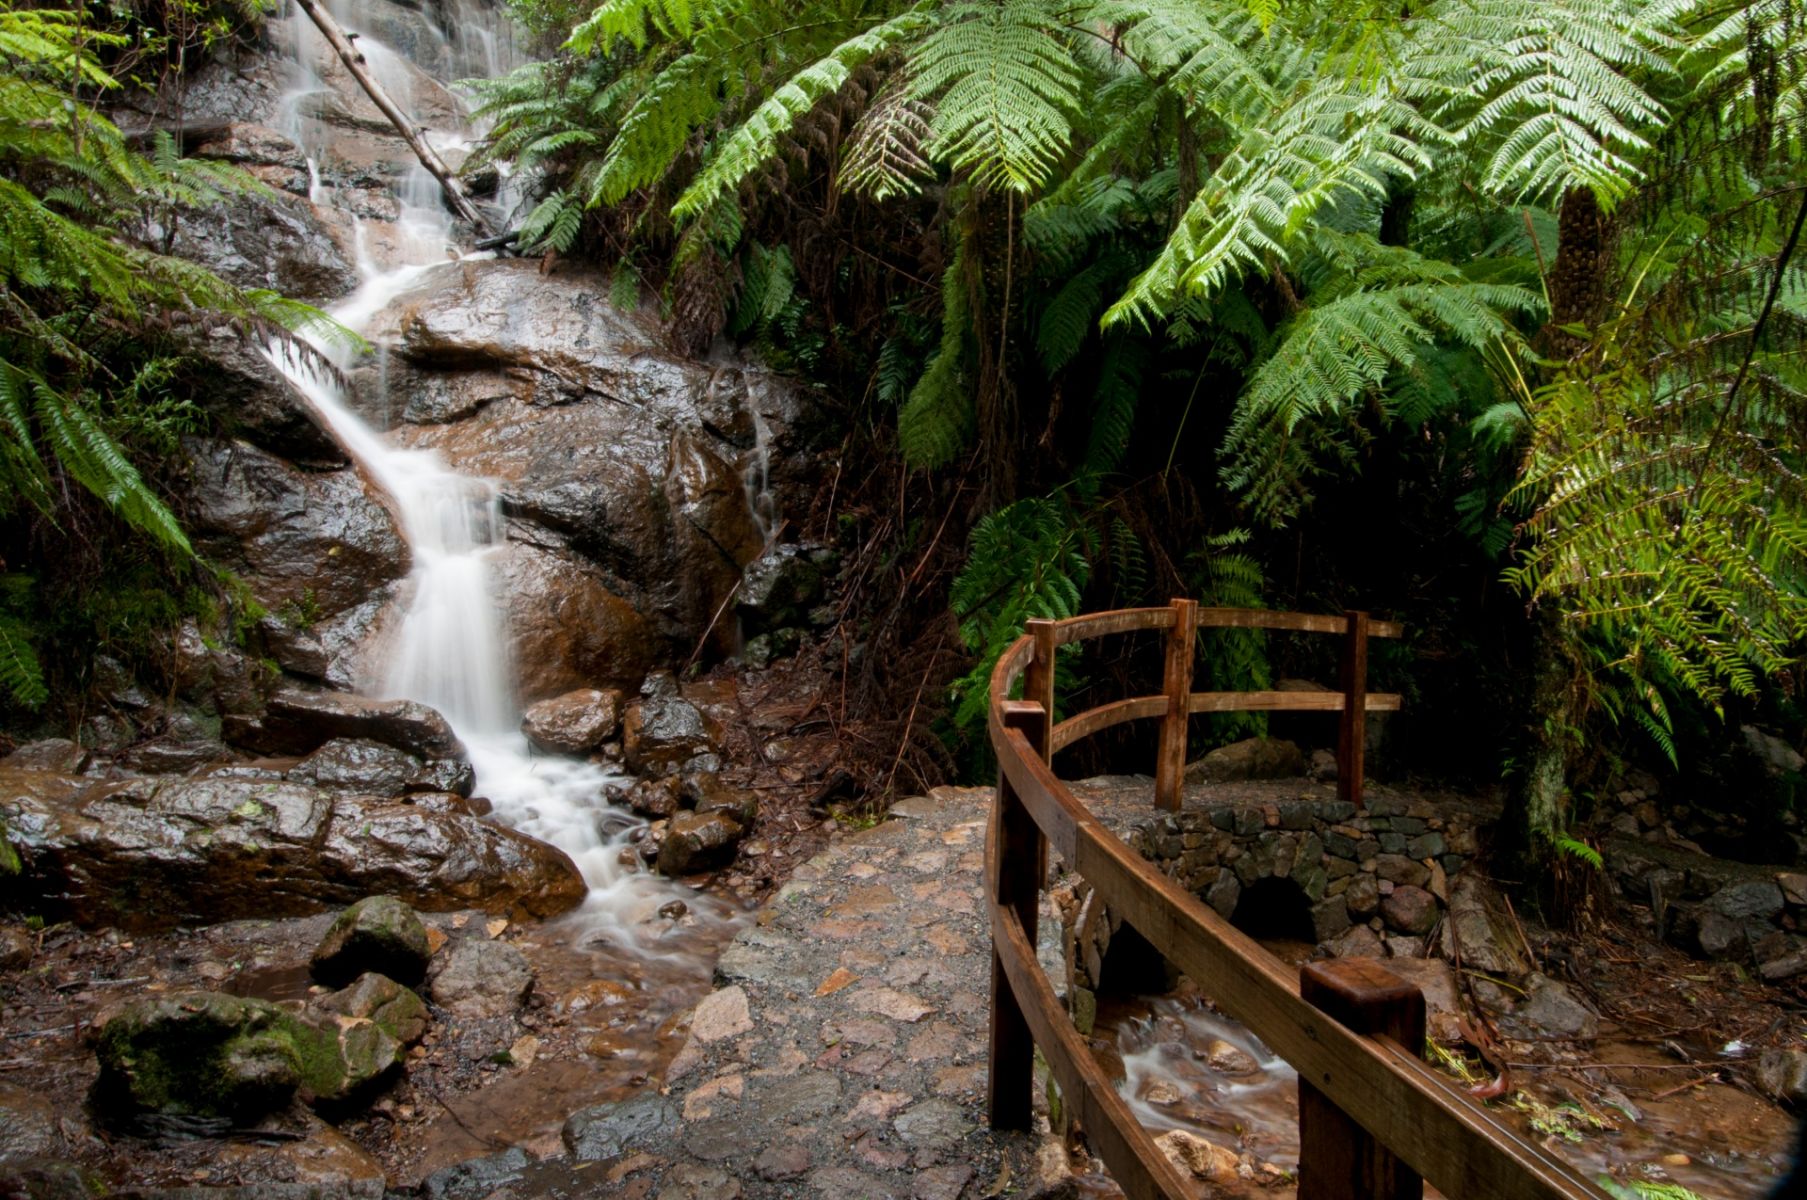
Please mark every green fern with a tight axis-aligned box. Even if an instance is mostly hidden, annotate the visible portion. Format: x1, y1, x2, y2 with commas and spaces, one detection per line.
672, 7, 933, 222
907, 0, 1080, 193
898, 238, 974, 469
947, 496, 1094, 735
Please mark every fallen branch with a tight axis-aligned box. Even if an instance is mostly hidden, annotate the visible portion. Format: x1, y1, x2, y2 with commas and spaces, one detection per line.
291, 0, 493, 236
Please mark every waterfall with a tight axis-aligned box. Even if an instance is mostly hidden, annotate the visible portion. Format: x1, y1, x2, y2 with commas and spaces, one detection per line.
262, 0, 714, 948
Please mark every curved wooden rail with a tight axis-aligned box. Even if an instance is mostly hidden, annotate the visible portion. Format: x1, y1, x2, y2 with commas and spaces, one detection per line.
985, 601, 1608, 1200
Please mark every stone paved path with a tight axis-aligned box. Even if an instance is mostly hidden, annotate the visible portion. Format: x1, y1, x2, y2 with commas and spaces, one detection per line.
545, 785, 1060, 1200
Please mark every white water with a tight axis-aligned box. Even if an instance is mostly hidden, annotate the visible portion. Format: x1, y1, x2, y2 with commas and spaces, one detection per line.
262, 0, 721, 952
266, 344, 699, 947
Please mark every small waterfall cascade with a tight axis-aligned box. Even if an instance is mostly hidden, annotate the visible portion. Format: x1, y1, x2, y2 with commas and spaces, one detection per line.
266, 345, 688, 945
261, 0, 717, 949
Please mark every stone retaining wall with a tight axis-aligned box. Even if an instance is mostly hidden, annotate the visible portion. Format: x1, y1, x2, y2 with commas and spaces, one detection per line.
1052, 780, 1483, 1018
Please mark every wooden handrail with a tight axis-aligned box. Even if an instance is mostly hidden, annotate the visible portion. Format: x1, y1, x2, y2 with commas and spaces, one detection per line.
984, 602, 1609, 1200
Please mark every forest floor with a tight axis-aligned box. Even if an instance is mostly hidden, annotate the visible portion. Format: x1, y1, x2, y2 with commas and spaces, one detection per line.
4, 776, 1802, 1197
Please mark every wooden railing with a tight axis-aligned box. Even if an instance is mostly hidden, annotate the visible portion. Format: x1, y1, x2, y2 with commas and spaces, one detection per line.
986, 600, 1607, 1200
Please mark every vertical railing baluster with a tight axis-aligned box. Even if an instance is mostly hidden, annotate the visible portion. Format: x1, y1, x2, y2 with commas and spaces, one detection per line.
1154, 598, 1198, 812
1338, 609, 1370, 810
987, 664, 1051, 1129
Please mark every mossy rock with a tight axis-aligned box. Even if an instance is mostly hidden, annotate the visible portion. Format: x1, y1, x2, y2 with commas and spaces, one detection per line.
94, 992, 304, 1118
311, 895, 430, 987
93, 990, 406, 1118
314, 972, 428, 1046
305, 1016, 403, 1104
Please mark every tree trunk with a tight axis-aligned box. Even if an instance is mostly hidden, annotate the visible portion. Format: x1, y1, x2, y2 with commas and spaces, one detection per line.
1501, 607, 1576, 880
1505, 187, 1614, 889
291, 0, 493, 237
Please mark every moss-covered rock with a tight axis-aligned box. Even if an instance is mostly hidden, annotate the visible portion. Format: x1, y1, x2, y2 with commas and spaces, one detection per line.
93, 989, 409, 1118
313, 972, 428, 1046
311, 895, 430, 987
93, 992, 304, 1118
304, 1016, 403, 1105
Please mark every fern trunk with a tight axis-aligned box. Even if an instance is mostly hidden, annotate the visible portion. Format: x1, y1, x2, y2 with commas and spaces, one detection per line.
1511, 616, 1572, 865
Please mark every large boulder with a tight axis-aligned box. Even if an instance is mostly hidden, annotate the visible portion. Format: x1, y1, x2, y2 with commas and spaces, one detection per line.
226, 686, 460, 759
494, 545, 659, 700
1184, 738, 1305, 784
311, 896, 431, 987
0, 770, 586, 930
368, 259, 807, 657
520, 688, 623, 754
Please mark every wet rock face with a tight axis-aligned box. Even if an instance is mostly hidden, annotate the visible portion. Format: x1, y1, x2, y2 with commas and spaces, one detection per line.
1, 770, 585, 930
185, 438, 407, 623
495, 544, 659, 699
157, 185, 359, 302
291, 738, 423, 796
227, 686, 460, 760
311, 896, 431, 987
520, 688, 623, 754
371, 260, 811, 678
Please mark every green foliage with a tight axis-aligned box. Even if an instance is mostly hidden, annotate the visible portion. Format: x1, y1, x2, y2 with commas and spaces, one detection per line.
898, 236, 974, 469
1598, 1179, 1703, 1200
0, 573, 44, 709
1187, 529, 1269, 744
1548, 832, 1604, 869
947, 496, 1092, 736
0, 0, 327, 714
488, 0, 1807, 808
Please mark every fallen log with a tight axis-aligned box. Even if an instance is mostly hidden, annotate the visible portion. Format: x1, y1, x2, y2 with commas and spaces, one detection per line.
291, 0, 494, 237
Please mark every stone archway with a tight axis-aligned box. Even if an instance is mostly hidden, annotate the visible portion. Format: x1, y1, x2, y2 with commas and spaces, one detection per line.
1229, 876, 1317, 944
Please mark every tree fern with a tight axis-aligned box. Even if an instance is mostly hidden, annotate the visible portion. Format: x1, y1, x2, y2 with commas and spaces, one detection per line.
1221, 232, 1542, 520
905, 0, 1081, 193
672, 7, 932, 222
898, 237, 974, 468
947, 495, 1093, 734
841, 78, 936, 200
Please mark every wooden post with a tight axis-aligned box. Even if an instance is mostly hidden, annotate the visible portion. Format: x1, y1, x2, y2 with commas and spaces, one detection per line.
1337, 609, 1370, 810
1298, 958, 1426, 1200
291, 0, 495, 236
1153, 598, 1198, 812
987, 697, 1049, 1130
1025, 620, 1056, 764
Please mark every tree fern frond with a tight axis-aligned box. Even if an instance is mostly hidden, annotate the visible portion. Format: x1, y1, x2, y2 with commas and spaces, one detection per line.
841, 76, 937, 201
673, 7, 933, 222
906, 0, 1081, 193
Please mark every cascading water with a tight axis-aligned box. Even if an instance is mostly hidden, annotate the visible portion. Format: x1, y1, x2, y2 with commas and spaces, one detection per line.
265, 343, 707, 948
262, 0, 727, 952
